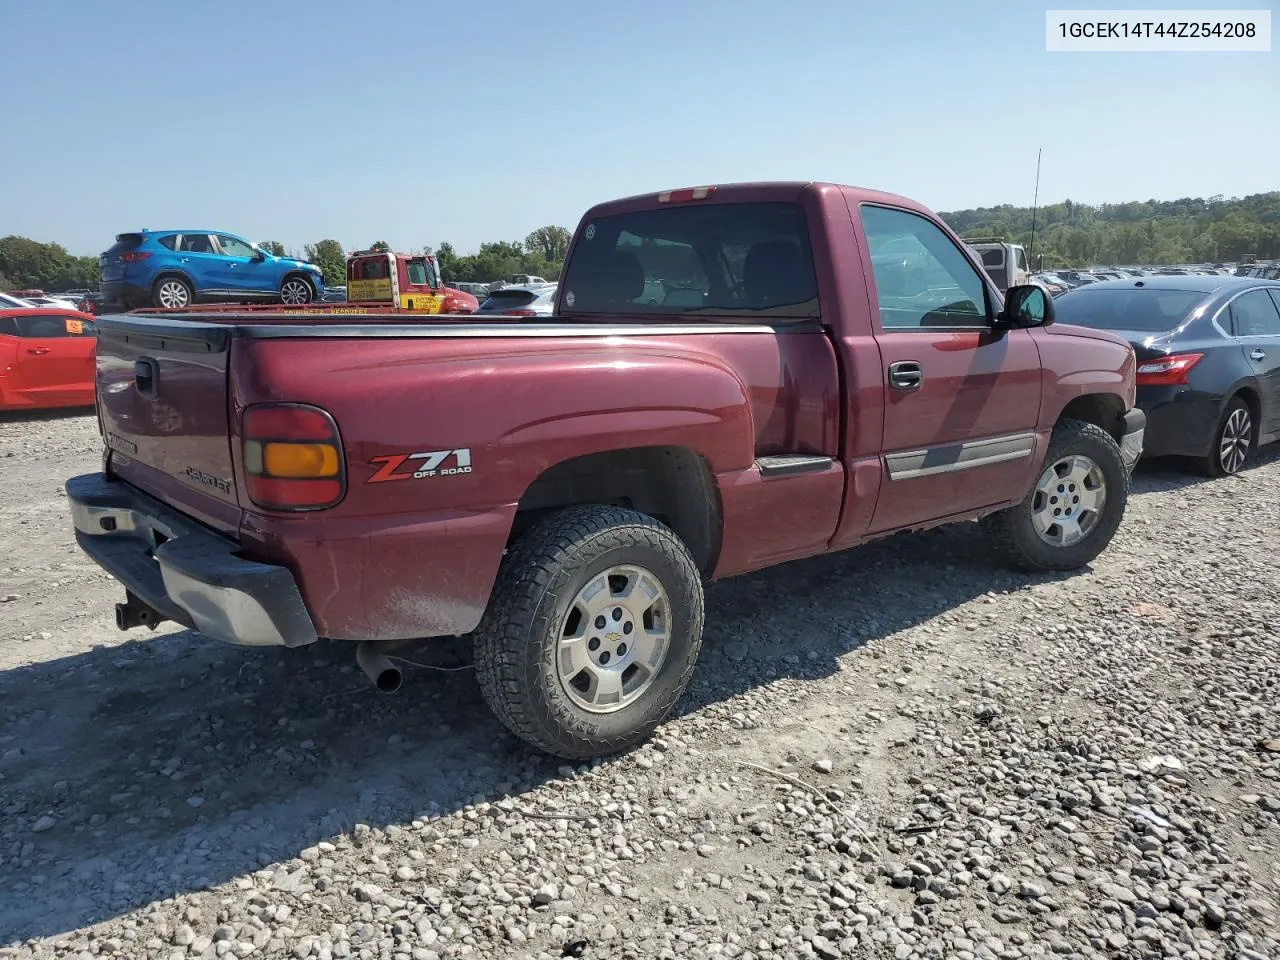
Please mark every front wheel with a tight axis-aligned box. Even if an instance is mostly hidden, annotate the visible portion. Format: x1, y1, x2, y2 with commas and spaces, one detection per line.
473, 505, 705, 760
981, 419, 1128, 572
279, 276, 315, 305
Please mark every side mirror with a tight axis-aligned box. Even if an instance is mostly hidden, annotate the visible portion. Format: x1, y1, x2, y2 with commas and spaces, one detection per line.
251, 249, 266, 262
996, 284, 1055, 331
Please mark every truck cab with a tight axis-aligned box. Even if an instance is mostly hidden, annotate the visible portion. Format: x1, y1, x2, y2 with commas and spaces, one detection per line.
966, 238, 1032, 294
346, 251, 479, 314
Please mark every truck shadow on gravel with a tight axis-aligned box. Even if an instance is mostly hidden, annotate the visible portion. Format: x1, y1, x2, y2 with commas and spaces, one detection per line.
0, 501, 1136, 945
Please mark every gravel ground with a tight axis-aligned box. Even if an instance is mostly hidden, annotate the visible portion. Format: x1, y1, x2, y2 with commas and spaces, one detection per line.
1, 410, 1277, 960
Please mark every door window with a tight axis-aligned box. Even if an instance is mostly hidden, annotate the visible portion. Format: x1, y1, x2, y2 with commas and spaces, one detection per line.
405, 259, 430, 285
177, 234, 213, 254
1229, 289, 1280, 337
0, 316, 17, 336
16, 315, 91, 338
861, 206, 991, 329
216, 235, 256, 258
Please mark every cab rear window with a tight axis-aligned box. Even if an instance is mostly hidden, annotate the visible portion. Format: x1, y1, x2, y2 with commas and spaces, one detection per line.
561, 201, 819, 318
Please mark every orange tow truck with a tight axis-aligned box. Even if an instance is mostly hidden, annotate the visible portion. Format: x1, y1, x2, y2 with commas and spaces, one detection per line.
132, 249, 479, 317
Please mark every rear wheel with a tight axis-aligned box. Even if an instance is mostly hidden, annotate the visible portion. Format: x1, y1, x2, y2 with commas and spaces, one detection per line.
1198, 397, 1252, 477
473, 505, 704, 760
981, 419, 1128, 572
152, 277, 192, 309
280, 276, 314, 305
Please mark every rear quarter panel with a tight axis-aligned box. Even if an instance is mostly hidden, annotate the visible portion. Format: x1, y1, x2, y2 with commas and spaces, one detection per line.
233, 328, 837, 640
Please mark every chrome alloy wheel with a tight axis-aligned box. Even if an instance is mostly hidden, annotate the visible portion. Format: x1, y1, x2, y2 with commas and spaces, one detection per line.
157, 279, 190, 308
1030, 454, 1106, 547
557, 565, 670, 714
280, 279, 313, 305
1219, 406, 1251, 475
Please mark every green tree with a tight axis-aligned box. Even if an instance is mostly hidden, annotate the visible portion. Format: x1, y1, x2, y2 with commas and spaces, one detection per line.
524, 226, 572, 263
369, 240, 390, 252
304, 239, 347, 286
260, 241, 287, 256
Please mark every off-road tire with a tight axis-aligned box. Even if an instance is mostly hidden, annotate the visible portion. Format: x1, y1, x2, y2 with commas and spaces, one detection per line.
473, 505, 704, 760
980, 418, 1128, 572
152, 276, 193, 309
1195, 396, 1252, 478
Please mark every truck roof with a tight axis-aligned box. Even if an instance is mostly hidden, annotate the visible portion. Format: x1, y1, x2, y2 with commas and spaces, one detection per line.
580, 181, 933, 219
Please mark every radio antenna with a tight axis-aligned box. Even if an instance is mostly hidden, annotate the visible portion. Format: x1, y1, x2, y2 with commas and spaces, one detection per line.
1029, 148, 1042, 267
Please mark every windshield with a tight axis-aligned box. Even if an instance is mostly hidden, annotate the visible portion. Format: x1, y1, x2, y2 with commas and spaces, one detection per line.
560, 201, 819, 318
1053, 288, 1206, 333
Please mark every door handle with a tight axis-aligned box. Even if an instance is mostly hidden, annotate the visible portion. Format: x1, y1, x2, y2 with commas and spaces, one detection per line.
26, 347, 50, 356
888, 360, 923, 391
1250, 349, 1266, 362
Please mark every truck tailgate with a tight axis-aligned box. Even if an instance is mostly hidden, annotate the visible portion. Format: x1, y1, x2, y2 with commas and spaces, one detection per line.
94, 315, 243, 536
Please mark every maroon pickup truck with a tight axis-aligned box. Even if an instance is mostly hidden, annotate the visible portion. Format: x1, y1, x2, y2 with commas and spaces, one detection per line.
68, 181, 1144, 759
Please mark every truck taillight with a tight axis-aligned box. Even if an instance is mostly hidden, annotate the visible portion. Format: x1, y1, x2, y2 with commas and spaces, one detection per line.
241, 403, 345, 511
1135, 352, 1204, 386
657, 186, 716, 203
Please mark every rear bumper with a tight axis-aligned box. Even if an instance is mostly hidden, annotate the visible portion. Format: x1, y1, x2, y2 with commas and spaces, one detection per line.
100, 280, 151, 307
66, 472, 317, 647
1135, 387, 1221, 459
1120, 407, 1146, 475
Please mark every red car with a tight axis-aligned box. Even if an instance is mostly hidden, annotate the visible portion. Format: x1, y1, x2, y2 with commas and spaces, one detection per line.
0, 308, 97, 411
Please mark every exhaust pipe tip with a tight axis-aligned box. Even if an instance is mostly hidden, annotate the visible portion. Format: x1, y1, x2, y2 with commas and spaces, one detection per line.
356, 644, 403, 693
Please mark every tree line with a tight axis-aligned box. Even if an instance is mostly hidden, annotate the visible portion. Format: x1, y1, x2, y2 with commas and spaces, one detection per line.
3, 194, 1277, 292
941, 191, 1280, 268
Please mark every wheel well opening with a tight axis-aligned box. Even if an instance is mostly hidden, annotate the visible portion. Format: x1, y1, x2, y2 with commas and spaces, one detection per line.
1058, 394, 1126, 442
1232, 388, 1261, 446
152, 272, 190, 289
282, 271, 317, 291
513, 446, 722, 577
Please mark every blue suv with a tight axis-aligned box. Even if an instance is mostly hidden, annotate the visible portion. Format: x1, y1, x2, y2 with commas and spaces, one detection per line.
100, 230, 326, 309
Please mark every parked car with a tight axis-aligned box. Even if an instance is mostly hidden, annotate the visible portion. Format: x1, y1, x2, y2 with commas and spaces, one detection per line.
447, 281, 492, 300
0, 308, 96, 411
23, 295, 79, 309
69, 180, 1144, 760
477, 284, 557, 317
1031, 273, 1069, 296
0, 293, 34, 309
1054, 276, 1280, 476
1054, 271, 1099, 288
321, 285, 348, 303
99, 230, 326, 309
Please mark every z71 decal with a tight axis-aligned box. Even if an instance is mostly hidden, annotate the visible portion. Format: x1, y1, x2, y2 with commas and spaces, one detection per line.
367, 448, 473, 483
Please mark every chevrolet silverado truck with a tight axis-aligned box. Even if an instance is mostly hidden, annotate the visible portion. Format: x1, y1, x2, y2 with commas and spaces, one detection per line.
68, 181, 1144, 760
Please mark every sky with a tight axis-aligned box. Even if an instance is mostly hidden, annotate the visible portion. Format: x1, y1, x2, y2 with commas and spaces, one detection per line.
1, 0, 1276, 257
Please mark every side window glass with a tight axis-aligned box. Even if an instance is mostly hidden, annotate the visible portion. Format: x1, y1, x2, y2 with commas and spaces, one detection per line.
0, 316, 18, 336
157, 235, 177, 251
217, 235, 255, 258
17, 316, 71, 338
178, 234, 213, 254
1016, 247, 1029, 272
405, 260, 429, 285
861, 205, 990, 329
1230, 290, 1280, 337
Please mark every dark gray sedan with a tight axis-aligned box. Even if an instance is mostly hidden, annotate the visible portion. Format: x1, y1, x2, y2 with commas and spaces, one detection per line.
1053, 275, 1280, 476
